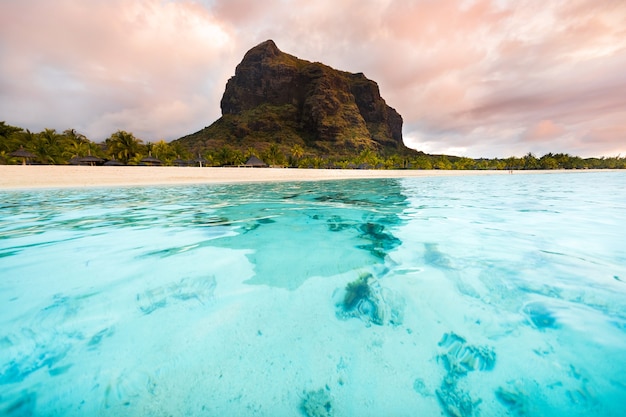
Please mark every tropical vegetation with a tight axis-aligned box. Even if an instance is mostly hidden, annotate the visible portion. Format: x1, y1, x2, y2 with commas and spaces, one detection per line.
1, 121, 625, 169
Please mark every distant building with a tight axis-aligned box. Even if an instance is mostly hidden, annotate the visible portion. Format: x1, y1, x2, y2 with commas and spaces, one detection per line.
244, 155, 267, 167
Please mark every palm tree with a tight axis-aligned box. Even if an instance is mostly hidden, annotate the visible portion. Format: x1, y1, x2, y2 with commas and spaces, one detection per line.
356, 148, 379, 168
245, 147, 258, 159
522, 152, 538, 170
505, 156, 520, 171
63, 128, 88, 144
34, 128, 65, 164
106, 130, 143, 164
216, 145, 235, 166
0, 122, 23, 154
152, 140, 176, 164
63, 129, 91, 160
289, 144, 304, 167
64, 140, 89, 161
232, 149, 245, 166
264, 143, 285, 166
169, 142, 191, 161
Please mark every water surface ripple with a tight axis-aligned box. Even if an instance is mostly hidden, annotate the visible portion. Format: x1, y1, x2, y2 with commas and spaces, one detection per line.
1, 173, 625, 416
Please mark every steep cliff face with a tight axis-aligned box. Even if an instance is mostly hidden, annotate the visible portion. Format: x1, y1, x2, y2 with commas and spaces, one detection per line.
220, 40, 300, 115
176, 40, 407, 155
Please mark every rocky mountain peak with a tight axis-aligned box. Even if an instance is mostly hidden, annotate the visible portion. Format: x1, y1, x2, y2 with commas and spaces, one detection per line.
177, 40, 408, 156
243, 39, 281, 61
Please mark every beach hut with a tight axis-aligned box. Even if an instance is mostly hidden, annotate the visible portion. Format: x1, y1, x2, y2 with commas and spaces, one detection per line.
104, 159, 124, 166
9, 146, 36, 165
194, 154, 208, 167
245, 155, 267, 167
140, 152, 162, 166
77, 155, 104, 166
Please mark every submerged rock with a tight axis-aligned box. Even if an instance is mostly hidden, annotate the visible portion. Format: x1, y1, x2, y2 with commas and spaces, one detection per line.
436, 378, 477, 417
300, 388, 333, 417
435, 332, 496, 417
335, 273, 404, 327
523, 302, 558, 329
495, 384, 528, 416
424, 243, 454, 269
338, 273, 383, 326
343, 273, 373, 312
325, 216, 402, 259
357, 222, 402, 259
438, 332, 496, 375
0, 336, 71, 385
136, 276, 216, 314
1, 390, 37, 417
326, 215, 353, 232
412, 378, 431, 397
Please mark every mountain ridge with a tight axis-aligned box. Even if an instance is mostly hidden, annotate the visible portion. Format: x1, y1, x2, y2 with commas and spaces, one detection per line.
174, 40, 411, 158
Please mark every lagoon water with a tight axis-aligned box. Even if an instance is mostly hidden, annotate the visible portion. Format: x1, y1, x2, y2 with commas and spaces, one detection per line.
1, 172, 625, 416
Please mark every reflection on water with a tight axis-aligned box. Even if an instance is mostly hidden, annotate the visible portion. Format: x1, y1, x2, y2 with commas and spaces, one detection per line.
1, 173, 625, 416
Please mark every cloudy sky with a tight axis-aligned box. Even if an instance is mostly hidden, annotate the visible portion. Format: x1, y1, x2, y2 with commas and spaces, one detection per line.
1, 0, 625, 158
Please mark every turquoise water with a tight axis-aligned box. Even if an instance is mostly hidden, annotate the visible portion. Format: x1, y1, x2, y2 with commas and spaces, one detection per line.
1, 172, 625, 416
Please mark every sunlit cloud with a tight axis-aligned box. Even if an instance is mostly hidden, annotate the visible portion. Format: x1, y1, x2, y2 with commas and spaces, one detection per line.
0, 0, 233, 140
523, 120, 565, 142
1, 0, 624, 157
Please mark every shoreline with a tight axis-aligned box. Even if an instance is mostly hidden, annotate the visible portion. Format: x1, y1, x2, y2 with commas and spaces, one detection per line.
0, 165, 618, 190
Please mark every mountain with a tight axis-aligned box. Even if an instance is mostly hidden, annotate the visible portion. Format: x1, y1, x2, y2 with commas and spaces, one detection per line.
174, 40, 410, 157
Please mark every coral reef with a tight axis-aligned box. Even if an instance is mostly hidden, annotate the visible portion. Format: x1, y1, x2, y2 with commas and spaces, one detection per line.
435, 332, 496, 417
335, 272, 404, 327
438, 332, 496, 375
343, 273, 373, 312
437, 377, 478, 417
300, 388, 333, 417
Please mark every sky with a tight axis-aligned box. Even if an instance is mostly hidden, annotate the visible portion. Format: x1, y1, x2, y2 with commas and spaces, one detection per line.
1, 0, 625, 158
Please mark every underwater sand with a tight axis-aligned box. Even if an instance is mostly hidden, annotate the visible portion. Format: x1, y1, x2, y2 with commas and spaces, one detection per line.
1, 172, 625, 416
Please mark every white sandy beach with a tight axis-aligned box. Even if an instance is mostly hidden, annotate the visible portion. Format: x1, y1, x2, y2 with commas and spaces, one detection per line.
0, 165, 608, 190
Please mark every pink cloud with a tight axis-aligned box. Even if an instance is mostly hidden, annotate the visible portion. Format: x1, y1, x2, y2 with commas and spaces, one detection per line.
585, 126, 626, 148
0, 0, 234, 140
1, 0, 625, 157
523, 120, 566, 142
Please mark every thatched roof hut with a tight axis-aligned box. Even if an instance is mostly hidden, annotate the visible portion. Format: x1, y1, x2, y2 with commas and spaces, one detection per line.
245, 155, 267, 167
9, 146, 36, 165
77, 155, 104, 166
140, 152, 162, 166
104, 159, 124, 166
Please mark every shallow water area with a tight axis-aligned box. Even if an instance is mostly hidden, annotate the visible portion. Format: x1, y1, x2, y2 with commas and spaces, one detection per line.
1, 172, 625, 416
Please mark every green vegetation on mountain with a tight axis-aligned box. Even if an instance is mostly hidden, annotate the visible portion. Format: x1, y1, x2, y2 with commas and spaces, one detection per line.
173, 40, 407, 160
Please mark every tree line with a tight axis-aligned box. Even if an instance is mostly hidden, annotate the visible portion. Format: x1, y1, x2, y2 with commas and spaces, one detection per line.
0, 122, 190, 166
1, 121, 624, 169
